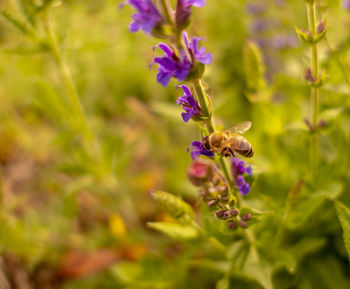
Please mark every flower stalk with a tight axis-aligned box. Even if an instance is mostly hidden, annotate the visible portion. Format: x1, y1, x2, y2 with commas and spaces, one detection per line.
306, 1, 320, 179
41, 10, 93, 142
191, 80, 240, 205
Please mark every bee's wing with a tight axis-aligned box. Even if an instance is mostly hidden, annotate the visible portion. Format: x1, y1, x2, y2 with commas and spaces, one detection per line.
226, 121, 252, 134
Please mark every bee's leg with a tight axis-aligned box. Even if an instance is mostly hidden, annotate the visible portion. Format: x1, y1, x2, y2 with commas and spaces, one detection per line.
229, 148, 236, 158
221, 148, 231, 157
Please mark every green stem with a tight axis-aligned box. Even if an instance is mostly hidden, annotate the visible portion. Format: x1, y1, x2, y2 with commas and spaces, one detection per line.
159, 0, 173, 25
40, 10, 142, 227
192, 80, 241, 207
41, 11, 92, 141
160, 0, 241, 206
307, 2, 319, 181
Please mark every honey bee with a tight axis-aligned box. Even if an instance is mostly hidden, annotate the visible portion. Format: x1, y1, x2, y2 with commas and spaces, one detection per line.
202, 121, 254, 158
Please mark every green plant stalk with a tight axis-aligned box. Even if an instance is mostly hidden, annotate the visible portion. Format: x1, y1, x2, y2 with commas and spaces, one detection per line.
159, 0, 173, 25
307, 2, 319, 180
159, 0, 240, 206
39, 10, 144, 227
192, 80, 241, 207
41, 11, 92, 142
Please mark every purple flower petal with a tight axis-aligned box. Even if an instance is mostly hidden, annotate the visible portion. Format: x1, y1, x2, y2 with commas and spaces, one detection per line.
124, 0, 163, 34
187, 0, 205, 7
237, 176, 250, 195
344, 0, 350, 9
187, 140, 215, 159
152, 44, 192, 86
184, 32, 213, 65
176, 86, 200, 122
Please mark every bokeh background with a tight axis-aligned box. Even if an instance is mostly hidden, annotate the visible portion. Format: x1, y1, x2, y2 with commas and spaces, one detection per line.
0, 0, 350, 288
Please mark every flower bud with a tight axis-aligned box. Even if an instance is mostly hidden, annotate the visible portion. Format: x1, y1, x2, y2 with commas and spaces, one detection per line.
231, 209, 239, 216
207, 199, 217, 207
304, 68, 315, 83
187, 159, 213, 186
223, 211, 231, 219
240, 221, 248, 228
304, 118, 315, 132
242, 213, 252, 221
227, 221, 237, 230
317, 21, 326, 34
215, 210, 225, 218
318, 119, 328, 128
175, 0, 192, 31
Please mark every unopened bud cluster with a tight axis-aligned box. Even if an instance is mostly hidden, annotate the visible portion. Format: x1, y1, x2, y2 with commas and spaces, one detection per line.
187, 159, 254, 230
215, 208, 253, 230
187, 159, 229, 207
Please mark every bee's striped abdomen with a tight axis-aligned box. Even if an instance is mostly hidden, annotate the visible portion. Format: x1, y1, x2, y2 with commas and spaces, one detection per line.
237, 146, 254, 158
230, 136, 254, 158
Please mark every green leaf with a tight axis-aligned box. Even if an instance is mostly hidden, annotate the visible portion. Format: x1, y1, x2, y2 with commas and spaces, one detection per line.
150, 191, 194, 224
16, 0, 38, 27
285, 195, 325, 230
0, 10, 30, 34
216, 277, 229, 289
243, 247, 273, 289
334, 201, 350, 262
243, 40, 269, 103
147, 222, 199, 241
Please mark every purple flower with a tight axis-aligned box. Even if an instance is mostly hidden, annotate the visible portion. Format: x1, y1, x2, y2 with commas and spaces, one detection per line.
246, 3, 267, 15
176, 0, 206, 28
187, 141, 215, 159
184, 32, 213, 65
237, 175, 250, 195
344, 0, 350, 9
152, 44, 192, 86
231, 158, 252, 176
122, 0, 163, 34
176, 85, 201, 122
231, 158, 252, 195
272, 35, 298, 49
185, 0, 205, 7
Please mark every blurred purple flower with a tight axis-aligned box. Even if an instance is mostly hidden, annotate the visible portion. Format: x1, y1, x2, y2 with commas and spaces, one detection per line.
176, 85, 201, 122
231, 158, 252, 195
176, 0, 205, 28
185, 0, 205, 7
232, 158, 252, 176
344, 0, 350, 9
121, 0, 163, 34
246, 3, 267, 15
187, 141, 215, 159
272, 35, 298, 49
250, 19, 270, 33
237, 175, 250, 195
183, 32, 213, 65
151, 43, 192, 86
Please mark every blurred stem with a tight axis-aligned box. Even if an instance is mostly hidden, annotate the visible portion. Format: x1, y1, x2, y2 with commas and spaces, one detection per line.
307, 2, 319, 181
192, 80, 241, 207
159, 0, 173, 25
41, 10, 93, 142
39, 9, 142, 227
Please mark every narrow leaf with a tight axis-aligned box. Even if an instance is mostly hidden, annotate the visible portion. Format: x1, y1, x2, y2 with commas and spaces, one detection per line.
335, 201, 350, 262
147, 222, 199, 241
149, 190, 194, 224
243, 40, 268, 102
0, 10, 30, 34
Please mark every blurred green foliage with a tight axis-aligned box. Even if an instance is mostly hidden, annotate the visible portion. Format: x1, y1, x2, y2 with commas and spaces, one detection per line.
0, 0, 350, 288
